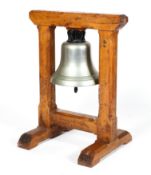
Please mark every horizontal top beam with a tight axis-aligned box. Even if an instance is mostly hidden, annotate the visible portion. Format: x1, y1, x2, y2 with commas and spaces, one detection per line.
29, 10, 128, 30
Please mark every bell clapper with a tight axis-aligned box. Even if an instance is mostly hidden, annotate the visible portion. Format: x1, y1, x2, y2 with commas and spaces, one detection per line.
74, 87, 78, 93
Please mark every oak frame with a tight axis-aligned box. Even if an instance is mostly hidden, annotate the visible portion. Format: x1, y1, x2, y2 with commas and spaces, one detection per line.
18, 10, 132, 167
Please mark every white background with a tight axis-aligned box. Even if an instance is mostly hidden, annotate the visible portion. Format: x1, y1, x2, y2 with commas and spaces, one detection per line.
0, 0, 151, 175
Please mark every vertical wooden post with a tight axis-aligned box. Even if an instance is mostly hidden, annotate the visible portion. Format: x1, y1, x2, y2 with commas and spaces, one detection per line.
78, 30, 131, 167
97, 30, 118, 142
38, 26, 56, 128
18, 26, 60, 149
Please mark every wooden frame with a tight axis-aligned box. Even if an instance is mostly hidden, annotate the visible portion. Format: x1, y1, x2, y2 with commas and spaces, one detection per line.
18, 10, 132, 167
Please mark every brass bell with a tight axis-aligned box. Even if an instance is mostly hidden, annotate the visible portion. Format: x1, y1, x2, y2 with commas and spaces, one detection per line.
51, 29, 98, 92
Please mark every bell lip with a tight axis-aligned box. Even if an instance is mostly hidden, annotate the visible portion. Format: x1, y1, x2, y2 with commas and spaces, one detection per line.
50, 75, 99, 87
51, 81, 99, 87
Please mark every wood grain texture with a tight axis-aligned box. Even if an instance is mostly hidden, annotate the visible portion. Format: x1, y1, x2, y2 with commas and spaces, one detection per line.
53, 109, 97, 134
38, 26, 56, 127
97, 30, 118, 142
78, 129, 132, 167
29, 11, 128, 30
18, 126, 63, 149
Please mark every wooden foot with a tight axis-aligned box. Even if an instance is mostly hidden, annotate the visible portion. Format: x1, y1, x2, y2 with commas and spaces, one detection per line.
18, 125, 64, 149
78, 129, 132, 167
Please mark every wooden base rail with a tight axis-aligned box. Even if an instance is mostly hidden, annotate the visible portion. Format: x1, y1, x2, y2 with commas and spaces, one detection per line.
78, 129, 132, 167
53, 109, 97, 134
18, 109, 132, 167
18, 10, 132, 167
18, 126, 64, 150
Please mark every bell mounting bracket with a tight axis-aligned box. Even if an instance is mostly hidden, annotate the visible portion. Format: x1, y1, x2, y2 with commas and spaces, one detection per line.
18, 10, 132, 167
